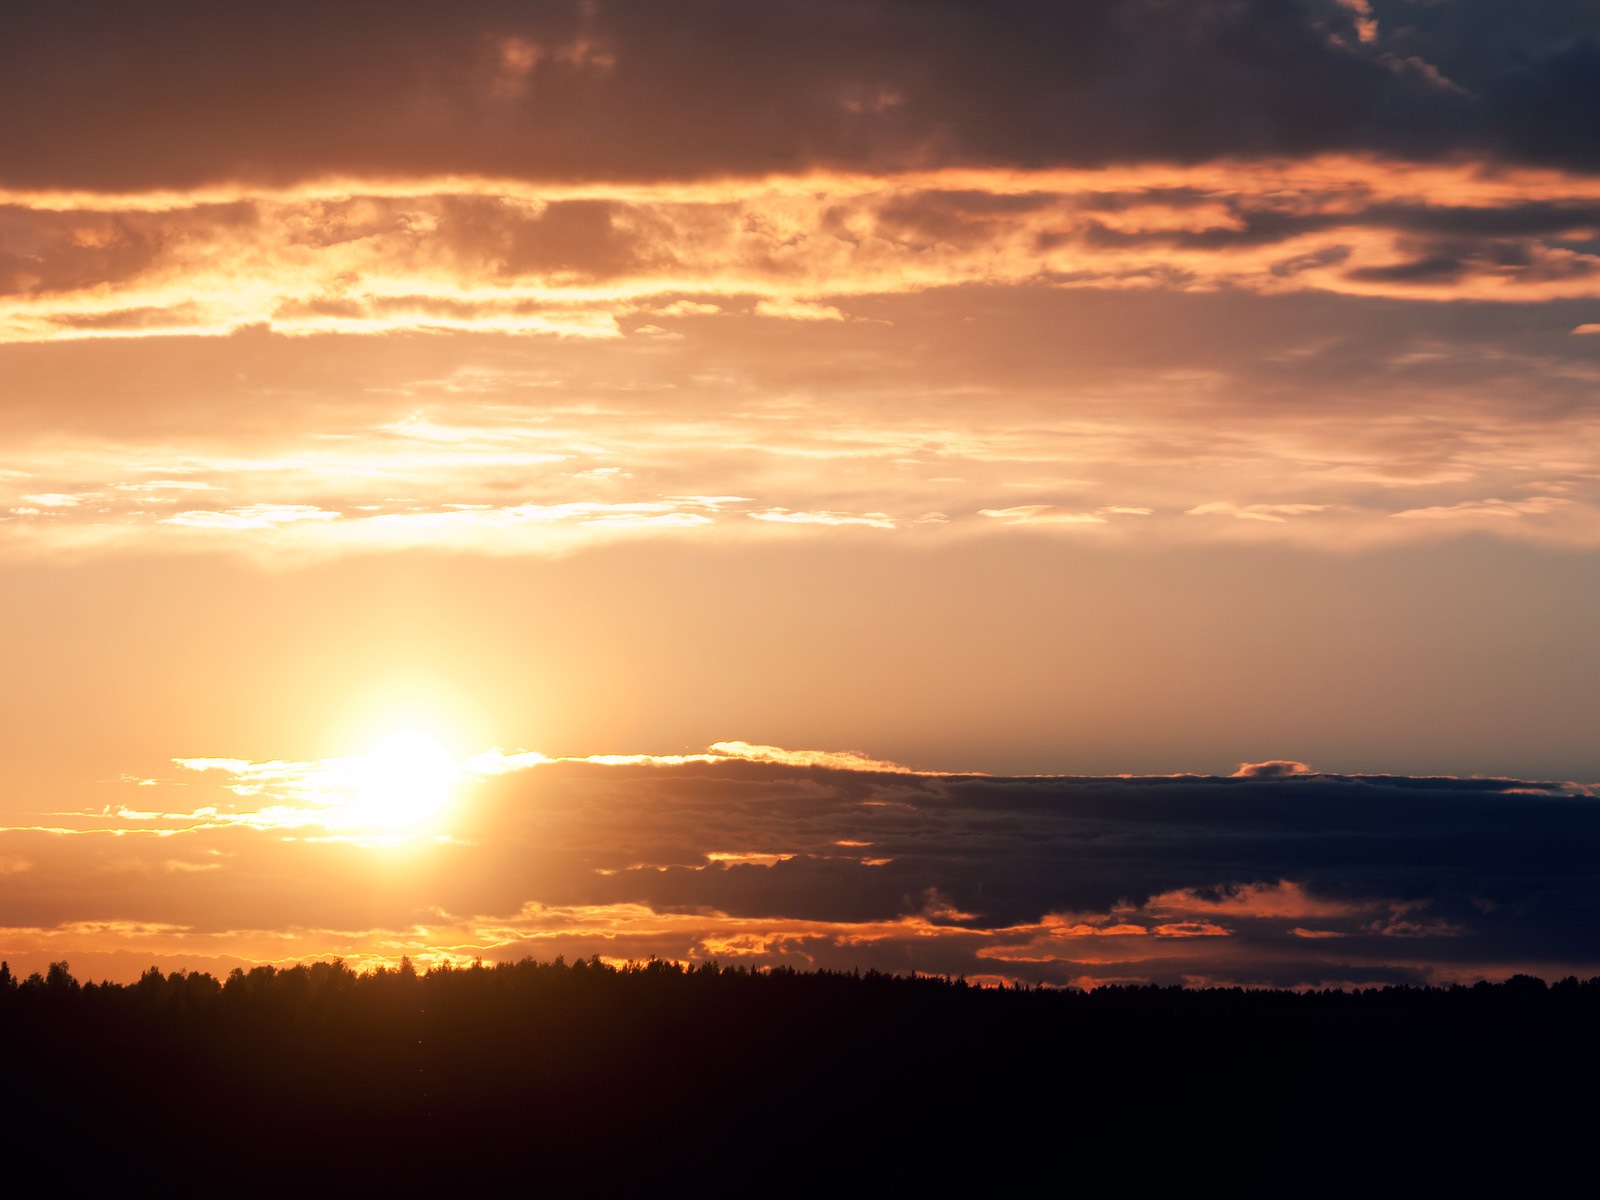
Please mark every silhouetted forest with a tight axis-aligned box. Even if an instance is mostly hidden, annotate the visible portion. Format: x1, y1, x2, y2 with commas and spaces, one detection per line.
3, 958, 1595, 1191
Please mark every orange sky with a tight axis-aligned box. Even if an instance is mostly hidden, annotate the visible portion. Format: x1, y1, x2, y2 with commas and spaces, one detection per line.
3, 0, 1598, 986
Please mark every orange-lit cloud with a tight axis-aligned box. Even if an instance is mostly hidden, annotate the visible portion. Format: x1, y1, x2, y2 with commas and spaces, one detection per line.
1139, 880, 1366, 922
11, 160, 1600, 348
5, 157, 1600, 566
1230, 761, 1316, 780
6, 368, 1598, 559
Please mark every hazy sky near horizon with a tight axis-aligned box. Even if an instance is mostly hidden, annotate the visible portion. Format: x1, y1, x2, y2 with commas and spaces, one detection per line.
3, 0, 1599, 984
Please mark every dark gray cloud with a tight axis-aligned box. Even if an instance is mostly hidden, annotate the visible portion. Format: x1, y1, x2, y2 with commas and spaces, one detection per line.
444, 762, 1600, 972
2, 1, 1592, 190
1373, 0, 1600, 166
9, 759, 1593, 987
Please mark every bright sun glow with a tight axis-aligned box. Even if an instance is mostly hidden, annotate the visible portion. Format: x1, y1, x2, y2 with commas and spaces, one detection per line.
350, 729, 461, 828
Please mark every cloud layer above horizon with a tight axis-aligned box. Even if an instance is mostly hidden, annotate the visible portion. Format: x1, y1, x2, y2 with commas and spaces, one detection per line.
2, 751, 1596, 989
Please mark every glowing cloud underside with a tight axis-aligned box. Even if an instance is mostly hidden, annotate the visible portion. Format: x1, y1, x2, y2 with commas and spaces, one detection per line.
10, 160, 1600, 347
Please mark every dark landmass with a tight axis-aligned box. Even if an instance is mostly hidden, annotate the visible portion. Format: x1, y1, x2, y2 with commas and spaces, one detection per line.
3, 958, 1595, 1191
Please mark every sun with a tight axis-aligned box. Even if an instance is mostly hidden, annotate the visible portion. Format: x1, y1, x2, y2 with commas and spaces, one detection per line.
351, 729, 461, 828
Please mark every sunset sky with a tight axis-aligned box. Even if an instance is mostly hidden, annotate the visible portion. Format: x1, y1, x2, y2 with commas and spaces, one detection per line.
3, 0, 1598, 988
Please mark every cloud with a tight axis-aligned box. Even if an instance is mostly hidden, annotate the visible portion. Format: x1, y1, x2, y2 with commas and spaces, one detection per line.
19, 493, 83, 507
1231, 760, 1316, 779
752, 300, 847, 323
652, 300, 722, 317
980, 505, 1106, 526
4, 752, 1597, 988
1187, 502, 1331, 523
1390, 496, 1573, 521
13, 0, 1599, 193
5, 268, 1600, 564
162, 504, 341, 530
977, 504, 1152, 527
14, 159, 1600, 349
748, 508, 898, 529
1144, 879, 1355, 919
702, 741, 921, 774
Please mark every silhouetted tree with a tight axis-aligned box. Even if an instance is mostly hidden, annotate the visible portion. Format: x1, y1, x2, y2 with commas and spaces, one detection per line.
44, 960, 77, 992
0, 959, 1595, 1189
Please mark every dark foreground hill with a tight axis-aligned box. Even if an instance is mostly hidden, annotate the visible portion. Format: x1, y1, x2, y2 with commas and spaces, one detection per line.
3, 958, 1596, 1192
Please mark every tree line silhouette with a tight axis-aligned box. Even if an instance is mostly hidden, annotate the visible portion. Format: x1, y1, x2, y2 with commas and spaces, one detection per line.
3, 957, 1595, 1190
